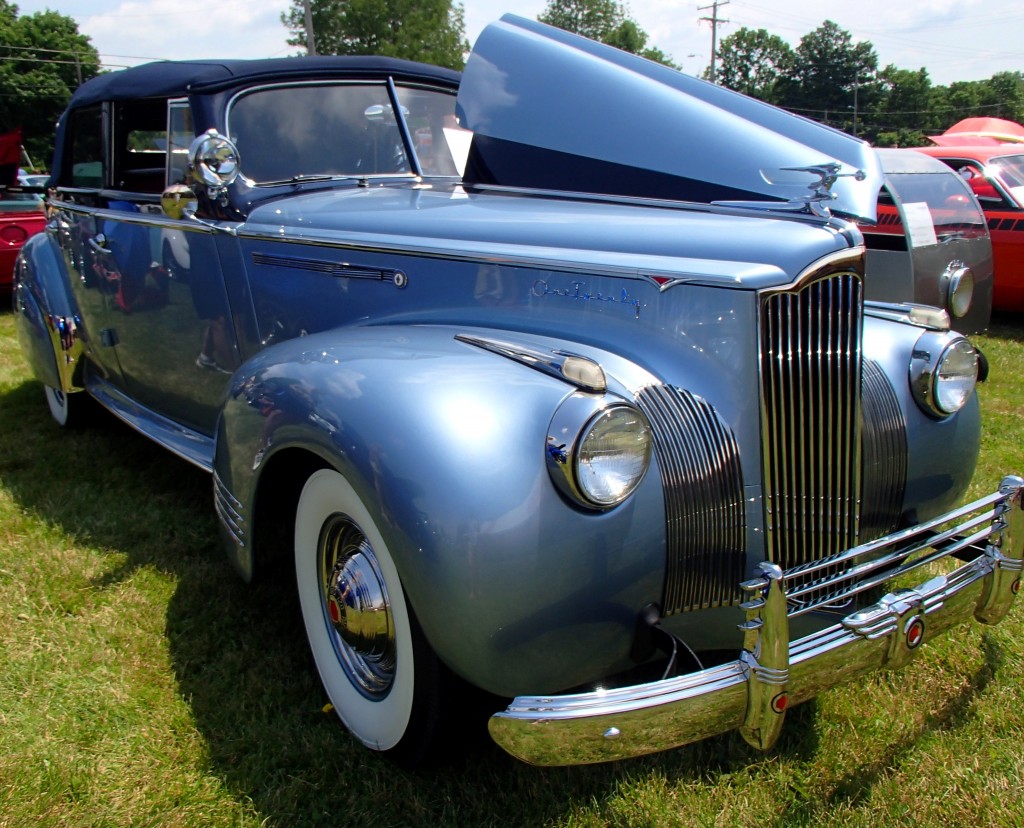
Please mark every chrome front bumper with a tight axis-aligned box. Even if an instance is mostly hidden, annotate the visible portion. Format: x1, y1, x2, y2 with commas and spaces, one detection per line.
489, 476, 1024, 766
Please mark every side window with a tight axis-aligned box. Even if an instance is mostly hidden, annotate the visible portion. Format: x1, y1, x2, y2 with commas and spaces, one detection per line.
68, 105, 105, 188
228, 83, 407, 183
167, 101, 194, 186
112, 98, 169, 194
395, 85, 468, 176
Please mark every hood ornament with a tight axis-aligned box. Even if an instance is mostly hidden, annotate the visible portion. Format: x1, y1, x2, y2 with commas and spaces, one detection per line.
714, 161, 868, 218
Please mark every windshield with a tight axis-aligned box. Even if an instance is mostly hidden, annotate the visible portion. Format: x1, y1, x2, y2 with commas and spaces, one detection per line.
989, 154, 1024, 206
227, 82, 465, 184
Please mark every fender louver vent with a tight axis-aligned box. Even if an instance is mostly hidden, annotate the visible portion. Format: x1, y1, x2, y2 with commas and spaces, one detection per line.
251, 253, 406, 286
214, 470, 246, 548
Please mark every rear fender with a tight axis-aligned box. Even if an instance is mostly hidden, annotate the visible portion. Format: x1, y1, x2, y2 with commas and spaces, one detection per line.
11, 232, 84, 393
214, 324, 668, 695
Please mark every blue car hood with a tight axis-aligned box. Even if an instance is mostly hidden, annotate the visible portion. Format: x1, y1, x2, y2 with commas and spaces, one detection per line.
457, 15, 882, 222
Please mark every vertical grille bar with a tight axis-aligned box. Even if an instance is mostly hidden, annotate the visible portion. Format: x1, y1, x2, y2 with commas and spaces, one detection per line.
760, 271, 863, 572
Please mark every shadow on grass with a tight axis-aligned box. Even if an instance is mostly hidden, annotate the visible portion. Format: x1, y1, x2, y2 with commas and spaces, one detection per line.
779, 631, 1005, 821
0, 369, 801, 825
0, 361, 1005, 827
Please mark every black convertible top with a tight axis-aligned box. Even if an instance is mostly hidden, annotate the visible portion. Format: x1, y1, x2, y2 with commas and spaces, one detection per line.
68, 55, 461, 109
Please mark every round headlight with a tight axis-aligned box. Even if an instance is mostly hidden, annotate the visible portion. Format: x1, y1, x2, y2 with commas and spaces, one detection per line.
576, 407, 652, 506
910, 332, 978, 417
934, 339, 978, 413
944, 264, 974, 319
546, 396, 652, 510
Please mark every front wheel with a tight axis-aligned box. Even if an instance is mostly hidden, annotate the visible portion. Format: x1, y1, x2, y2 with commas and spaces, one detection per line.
295, 468, 442, 764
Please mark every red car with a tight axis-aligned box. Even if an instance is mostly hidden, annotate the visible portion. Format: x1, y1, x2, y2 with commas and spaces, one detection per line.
0, 189, 46, 294
915, 144, 1024, 312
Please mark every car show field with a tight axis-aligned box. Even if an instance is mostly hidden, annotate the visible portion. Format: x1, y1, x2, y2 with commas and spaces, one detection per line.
2, 10, 1023, 825
1, 308, 1021, 825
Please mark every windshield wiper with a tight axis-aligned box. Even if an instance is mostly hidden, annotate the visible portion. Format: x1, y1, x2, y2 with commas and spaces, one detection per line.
262, 174, 354, 186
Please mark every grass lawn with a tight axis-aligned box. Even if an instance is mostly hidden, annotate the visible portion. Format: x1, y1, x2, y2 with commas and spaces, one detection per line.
0, 306, 1022, 828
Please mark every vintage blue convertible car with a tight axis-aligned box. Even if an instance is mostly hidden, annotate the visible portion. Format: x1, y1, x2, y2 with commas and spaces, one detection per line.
12, 16, 1023, 766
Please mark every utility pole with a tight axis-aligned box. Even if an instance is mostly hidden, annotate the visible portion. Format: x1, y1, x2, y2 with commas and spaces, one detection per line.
302, 0, 317, 56
698, 0, 729, 84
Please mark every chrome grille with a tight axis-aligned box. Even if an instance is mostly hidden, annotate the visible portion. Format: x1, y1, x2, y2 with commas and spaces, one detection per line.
859, 358, 908, 542
636, 385, 746, 614
759, 271, 863, 572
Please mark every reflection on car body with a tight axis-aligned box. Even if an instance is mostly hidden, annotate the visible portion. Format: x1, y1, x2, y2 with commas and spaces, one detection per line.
11, 15, 1024, 766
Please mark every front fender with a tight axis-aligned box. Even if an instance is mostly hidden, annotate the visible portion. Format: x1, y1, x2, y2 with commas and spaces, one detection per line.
863, 312, 982, 522
214, 325, 667, 695
12, 231, 83, 393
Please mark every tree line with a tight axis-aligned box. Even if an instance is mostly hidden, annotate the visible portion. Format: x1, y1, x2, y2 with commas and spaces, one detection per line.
3, 0, 1021, 167
711, 21, 1024, 147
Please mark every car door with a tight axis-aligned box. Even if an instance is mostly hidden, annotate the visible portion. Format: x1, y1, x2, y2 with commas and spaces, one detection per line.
60, 96, 239, 436
102, 97, 240, 435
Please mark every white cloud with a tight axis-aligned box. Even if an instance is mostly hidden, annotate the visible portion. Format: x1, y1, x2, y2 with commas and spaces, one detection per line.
12, 0, 1023, 84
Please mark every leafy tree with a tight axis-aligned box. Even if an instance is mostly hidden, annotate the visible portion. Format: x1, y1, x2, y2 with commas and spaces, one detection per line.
778, 20, 879, 135
538, 0, 677, 67
978, 71, 1024, 123
538, 0, 624, 42
712, 27, 794, 104
939, 80, 983, 123
282, 0, 469, 70
869, 65, 934, 145
0, 1, 100, 166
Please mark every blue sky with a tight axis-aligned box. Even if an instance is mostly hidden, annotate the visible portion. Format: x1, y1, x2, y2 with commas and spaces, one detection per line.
12, 0, 1023, 86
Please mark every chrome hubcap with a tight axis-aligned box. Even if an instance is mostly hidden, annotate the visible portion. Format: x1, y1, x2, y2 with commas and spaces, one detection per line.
318, 515, 395, 699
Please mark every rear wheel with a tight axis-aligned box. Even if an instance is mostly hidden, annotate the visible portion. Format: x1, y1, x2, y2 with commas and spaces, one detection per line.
44, 384, 89, 428
295, 468, 442, 764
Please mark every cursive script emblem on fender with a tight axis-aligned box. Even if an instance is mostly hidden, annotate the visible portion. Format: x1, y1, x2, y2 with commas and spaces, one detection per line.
531, 279, 643, 318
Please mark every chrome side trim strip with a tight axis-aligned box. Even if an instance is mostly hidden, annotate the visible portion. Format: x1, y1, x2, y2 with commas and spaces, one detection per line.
488, 477, 1023, 766
235, 224, 789, 288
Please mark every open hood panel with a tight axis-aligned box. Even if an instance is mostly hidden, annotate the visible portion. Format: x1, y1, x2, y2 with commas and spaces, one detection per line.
457, 16, 882, 222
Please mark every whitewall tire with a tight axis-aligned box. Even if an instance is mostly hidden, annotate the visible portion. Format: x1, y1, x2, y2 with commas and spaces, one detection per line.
295, 468, 439, 759
44, 384, 72, 427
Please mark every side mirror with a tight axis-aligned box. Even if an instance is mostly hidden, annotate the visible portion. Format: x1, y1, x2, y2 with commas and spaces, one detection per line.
189, 129, 240, 197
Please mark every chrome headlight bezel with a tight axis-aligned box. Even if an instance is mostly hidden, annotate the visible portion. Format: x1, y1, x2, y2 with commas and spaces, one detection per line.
909, 330, 979, 418
942, 262, 974, 319
546, 393, 653, 510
